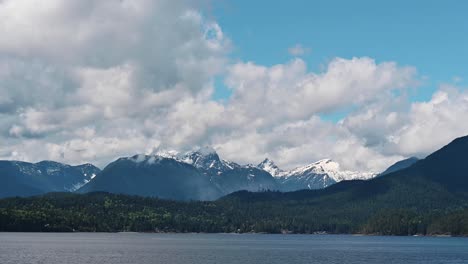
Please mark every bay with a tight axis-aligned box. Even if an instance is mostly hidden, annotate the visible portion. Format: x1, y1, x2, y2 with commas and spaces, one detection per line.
1, 233, 467, 264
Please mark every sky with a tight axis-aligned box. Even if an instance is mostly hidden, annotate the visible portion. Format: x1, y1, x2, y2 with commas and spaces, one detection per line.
0, 0, 467, 172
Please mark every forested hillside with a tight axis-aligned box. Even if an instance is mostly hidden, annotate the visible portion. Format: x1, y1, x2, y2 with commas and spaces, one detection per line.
0, 191, 467, 236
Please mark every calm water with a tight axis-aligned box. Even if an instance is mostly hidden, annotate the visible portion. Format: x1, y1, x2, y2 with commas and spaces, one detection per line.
1, 233, 468, 264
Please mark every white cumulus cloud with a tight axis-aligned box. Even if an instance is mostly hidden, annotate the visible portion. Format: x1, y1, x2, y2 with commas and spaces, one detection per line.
0, 0, 467, 173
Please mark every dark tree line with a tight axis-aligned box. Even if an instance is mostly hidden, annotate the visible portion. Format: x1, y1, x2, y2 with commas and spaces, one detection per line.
0, 191, 467, 236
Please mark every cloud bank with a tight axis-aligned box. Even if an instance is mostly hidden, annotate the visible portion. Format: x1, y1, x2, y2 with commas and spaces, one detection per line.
1, 0, 467, 172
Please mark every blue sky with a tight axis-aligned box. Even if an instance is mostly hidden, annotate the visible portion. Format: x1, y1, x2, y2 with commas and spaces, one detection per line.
212, 0, 468, 120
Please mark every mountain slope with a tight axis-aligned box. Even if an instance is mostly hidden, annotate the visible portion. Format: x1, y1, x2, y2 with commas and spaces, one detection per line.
0, 160, 101, 198
212, 166, 280, 194
78, 155, 222, 200
393, 136, 468, 193
380, 157, 419, 176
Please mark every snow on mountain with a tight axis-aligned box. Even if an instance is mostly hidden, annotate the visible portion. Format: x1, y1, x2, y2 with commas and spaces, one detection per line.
183, 148, 224, 172
124, 147, 376, 194
286, 159, 376, 182
71, 163, 102, 191
257, 158, 284, 177
89, 147, 278, 199
0, 160, 101, 198
180, 148, 280, 197
152, 149, 181, 160
257, 158, 376, 190
149, 147, 240, 176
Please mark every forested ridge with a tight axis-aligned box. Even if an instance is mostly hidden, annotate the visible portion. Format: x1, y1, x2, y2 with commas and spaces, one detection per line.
1, 190, 467, 236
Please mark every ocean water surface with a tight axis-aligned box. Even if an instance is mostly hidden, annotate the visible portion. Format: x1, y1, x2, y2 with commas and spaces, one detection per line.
1, 233, 467, 264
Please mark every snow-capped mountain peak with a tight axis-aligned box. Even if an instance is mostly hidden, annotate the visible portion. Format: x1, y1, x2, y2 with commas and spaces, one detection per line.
138, 146, 231, 173
289, 159, 339, 176
153, 149, 180, 159
288, 159, 376, 182
255, 157, 377, 190
257, 158, 284, 177
125, 148, 376, 193
184, 147, 221, 167
312, 159, 340, 171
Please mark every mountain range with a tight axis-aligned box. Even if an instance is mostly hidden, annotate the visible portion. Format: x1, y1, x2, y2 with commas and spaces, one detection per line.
227, 134, 468, 211
80, 146, 384, 200
0, 161, 100, 198
79, 148, 280, 200
2, 135, 468, 235
258, 158, 376, 191
1, 145, 415, 200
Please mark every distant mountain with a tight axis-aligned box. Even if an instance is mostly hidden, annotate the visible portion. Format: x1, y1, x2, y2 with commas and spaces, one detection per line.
0, 148, 384, 200
73, 163, 101, 181
78, 155, 222, 201
80, 149, 375, 200
397, 135, 468, 193
211, 165, 279, 194
182, 148, 278, 194
234, 135, 468, 211
257, 158, 376, 191
80, 148, 279, 200
257, 158, 283, 177
380, 157, 419, 176
182, 147, 240, 177
4, 135, 468, 235
0, 160, 100, 198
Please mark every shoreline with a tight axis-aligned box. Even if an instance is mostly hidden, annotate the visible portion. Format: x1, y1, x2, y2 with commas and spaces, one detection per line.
0, 231, 466, 238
